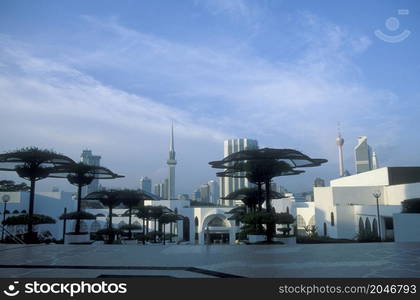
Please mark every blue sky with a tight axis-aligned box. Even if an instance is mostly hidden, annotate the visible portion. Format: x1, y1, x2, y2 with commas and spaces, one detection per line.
0, 0, 419, 194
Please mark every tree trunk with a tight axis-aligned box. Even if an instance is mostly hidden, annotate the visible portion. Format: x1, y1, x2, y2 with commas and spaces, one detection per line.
75, 184, 82, 234
108, 206, 114, 244
27, 178, 36, 236
163, 224, 166, 245
257, 182, 263, 211
142, 218, 146, 244
128, 206, 132, 239
265, 179, 274, 242
154, 219, 157, 243
169, 222, 173, 243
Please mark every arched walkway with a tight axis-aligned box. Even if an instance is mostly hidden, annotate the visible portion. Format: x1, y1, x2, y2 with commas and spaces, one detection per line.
200, 214, 233, 245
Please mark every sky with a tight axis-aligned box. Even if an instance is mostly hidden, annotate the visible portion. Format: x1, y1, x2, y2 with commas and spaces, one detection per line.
0, 0, 419, 195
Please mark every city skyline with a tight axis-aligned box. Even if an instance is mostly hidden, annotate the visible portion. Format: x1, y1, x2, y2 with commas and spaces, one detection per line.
1, 1, 419, 194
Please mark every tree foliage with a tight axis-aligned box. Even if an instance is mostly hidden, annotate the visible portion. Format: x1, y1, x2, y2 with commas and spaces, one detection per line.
3, 214, 56, 225
0, 180, 30, 192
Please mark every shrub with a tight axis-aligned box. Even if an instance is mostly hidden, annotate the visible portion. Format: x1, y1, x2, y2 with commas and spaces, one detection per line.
59, 211, 96, 220
2, 214, 56, 226
401, 198, 420, 213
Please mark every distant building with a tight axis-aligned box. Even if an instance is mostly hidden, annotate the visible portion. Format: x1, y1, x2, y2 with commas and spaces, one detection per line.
200, 184, 210, 203
80, 150, 101, 197
191, 188, 201, 201
208, 180, 219, 204
153, 183, 160, 197
140, 176, 152, 193
177, 194, 190, 200
220, 138, 258, 206
314, 177, 326, 187
354, 136, 373, 174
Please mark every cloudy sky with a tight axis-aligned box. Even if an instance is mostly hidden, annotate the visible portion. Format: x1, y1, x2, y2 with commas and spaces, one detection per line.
0, 0, 419, 195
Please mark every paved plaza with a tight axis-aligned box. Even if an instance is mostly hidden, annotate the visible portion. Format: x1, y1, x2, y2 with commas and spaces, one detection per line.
0, 242, 419, 278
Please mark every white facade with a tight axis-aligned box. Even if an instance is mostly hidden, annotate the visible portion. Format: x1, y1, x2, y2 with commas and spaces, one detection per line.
313, 167, 420, 241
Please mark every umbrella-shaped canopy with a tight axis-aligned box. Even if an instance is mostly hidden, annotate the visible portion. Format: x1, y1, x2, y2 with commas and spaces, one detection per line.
223, 187, 284, 201
210, 148, 327, 184
84, 190, 122, 208
210, 148, 327, 169
0, 147, 74, 181
49, 162, 124, 186
116, 189, 160, 211
222, 187, 284, 208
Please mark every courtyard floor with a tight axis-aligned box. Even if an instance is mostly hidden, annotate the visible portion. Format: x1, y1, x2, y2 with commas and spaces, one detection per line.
0, 242, 419, 278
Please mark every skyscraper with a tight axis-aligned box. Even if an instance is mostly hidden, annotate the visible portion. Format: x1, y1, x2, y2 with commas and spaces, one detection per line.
336, 130, 345, 177
80, 150, 101, 197
220, 138, 258, 206
208, 180, 219, 204
167, 123, 177, 200
153, 183, 161, 197
200, 184, 210, 203
354, 136, 373, 174
140, 176, 152, 193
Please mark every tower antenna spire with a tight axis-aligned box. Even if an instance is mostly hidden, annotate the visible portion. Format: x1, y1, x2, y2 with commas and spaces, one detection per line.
336, 122, 345, 177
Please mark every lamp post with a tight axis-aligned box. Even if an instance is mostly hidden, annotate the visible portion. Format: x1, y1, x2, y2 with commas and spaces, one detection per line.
373, 191, 382, 241
1, 194, 10, 242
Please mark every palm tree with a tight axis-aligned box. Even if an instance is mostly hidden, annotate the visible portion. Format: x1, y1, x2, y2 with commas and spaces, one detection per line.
0, 147, 74, 241
50, 162, 123, 234
84, 190, 122, 244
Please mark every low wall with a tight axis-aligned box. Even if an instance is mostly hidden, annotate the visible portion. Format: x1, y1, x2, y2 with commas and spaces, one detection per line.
394, 213, 420, 242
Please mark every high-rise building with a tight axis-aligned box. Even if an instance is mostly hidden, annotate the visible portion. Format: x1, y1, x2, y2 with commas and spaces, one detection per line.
80, 150, 101, 197
314, 177, 326, 187
200, 184, 210, 203
140, 176, 152, 193
336, 130, 345, 177
354, 136, 373, 174
191, 188, 201, 201
167, 123, 177, 200
372, 151, 379, 169
208, 180, 219, 204
153, 183, 161, 197
220, 138, 258, 206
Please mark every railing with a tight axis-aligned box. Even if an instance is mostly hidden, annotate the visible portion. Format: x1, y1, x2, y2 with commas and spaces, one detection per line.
0, 225, 25, 244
